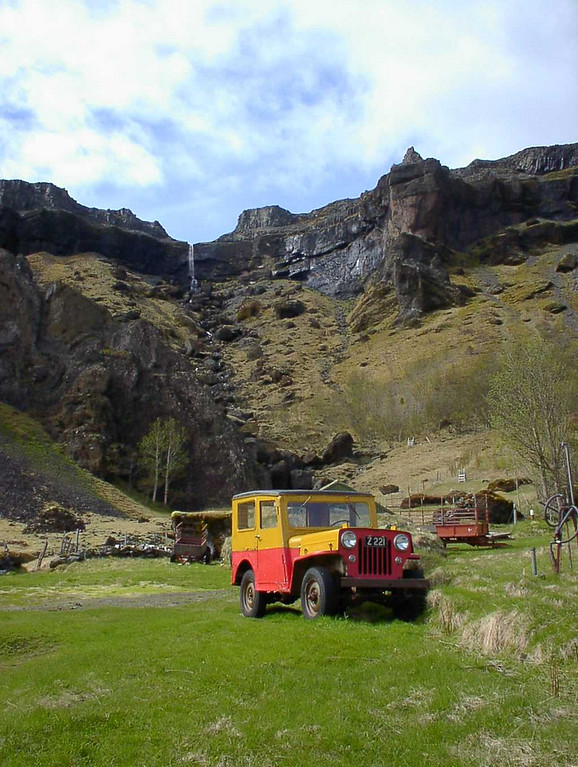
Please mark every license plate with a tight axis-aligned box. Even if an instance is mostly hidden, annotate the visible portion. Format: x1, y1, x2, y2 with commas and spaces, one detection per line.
365, 535, 387, 547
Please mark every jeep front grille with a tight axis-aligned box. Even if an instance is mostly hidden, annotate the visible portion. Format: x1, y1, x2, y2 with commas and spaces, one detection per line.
357, 539, 391, 576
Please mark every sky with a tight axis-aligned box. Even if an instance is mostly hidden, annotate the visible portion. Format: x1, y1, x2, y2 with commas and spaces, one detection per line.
0, 0, 576, 245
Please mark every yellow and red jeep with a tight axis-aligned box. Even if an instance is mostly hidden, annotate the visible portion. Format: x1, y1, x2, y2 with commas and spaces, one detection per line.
231, 490, 428, 619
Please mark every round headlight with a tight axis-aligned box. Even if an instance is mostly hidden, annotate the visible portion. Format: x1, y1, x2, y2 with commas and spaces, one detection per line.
341, 530, 357, 549
393, 533, 410, 552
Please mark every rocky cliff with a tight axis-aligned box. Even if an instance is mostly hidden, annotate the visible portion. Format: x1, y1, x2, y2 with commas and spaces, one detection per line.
0, 180, 189, 282
0, 180, 168, 237
194, 143, 578, 324
0, 142, 576, 512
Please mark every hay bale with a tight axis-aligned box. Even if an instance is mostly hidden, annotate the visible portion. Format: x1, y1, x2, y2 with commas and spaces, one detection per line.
220, 536, 232, 565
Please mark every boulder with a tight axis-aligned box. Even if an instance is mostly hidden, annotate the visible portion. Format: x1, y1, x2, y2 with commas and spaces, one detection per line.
23, 503, 85, 533
487, 478, 532, 493
273, 299, 306, 319
556, 250, 578, 272
321, 432, 354, 464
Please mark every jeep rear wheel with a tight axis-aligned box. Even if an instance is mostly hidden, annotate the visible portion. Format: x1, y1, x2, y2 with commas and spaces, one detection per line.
240, 570, 266, 618
301, 567, 338, 620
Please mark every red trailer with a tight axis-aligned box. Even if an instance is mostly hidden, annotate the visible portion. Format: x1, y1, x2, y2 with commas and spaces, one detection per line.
432, 504, 510, 547
402, 499, 511, 547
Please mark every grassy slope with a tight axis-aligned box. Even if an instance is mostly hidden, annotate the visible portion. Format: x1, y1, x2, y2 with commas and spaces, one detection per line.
0, 525, 576, 767
26, 252, 200, 347
217, 241, 577, 503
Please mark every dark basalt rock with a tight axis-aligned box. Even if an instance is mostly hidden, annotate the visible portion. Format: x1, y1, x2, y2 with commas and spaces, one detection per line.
0, 180, 168, 238
23, 504, 86, 533
273, 299, 306, 319
0, 206, 189, 281
321, 432, 354, 464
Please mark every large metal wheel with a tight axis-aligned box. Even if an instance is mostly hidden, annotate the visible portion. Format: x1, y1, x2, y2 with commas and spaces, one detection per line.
300, 567, 338, 620
391, 568, 428, 622
544, 494, 566, 528
240, 570, 266, 618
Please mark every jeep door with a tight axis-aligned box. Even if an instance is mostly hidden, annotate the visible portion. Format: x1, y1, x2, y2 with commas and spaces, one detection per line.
255, 499, 288, 591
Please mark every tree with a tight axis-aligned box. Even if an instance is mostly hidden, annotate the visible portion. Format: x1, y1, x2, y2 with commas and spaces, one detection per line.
488, 337, 576, 498
161, 418, 188, 506
138, 418, 165, 502
138, 417, 189, 505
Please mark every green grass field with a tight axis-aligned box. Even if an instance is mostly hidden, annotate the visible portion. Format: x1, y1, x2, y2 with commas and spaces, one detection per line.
1, 523, 576, 767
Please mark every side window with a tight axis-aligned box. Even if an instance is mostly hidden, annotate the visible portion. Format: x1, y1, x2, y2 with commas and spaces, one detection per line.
260, 501, 277, 529
288, 502, 306, 527
237, 501, 255, 530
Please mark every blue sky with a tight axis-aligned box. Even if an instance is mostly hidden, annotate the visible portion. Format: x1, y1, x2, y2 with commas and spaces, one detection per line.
0, 0, 576, 244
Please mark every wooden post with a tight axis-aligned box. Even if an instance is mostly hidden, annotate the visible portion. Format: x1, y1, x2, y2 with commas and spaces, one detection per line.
36, 541, 48, 570
530, 548, 538, 576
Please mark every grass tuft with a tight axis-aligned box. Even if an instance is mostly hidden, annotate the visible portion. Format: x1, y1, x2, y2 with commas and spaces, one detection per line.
429, 591, 468, 634
461, 609, 530, 656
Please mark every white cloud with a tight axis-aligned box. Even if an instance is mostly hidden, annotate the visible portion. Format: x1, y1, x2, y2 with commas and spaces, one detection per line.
0, 0, 576, 242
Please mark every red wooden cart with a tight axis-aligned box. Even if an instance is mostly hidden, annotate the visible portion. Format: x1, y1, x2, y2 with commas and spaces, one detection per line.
170, 512, 212, 563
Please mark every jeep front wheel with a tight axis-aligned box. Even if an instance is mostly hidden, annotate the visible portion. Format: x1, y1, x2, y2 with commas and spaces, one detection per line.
240, 570, 266, 618
391, 568, 428, 622
301, 567, 338, 619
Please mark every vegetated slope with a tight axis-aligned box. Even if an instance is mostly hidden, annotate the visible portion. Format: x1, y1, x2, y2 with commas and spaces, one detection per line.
211, 239, 577, 444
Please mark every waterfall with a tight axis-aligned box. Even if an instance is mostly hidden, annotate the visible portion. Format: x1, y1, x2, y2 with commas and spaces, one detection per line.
188, 244, 198, 292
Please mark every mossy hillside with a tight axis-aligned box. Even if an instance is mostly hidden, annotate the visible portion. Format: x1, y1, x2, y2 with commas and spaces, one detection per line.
215, 240, 576, 452
19, 238, 577, 513
25, 252, 203, 349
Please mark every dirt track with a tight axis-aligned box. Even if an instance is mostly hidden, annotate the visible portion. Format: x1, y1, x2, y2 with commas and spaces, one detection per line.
0, 589, 230, 612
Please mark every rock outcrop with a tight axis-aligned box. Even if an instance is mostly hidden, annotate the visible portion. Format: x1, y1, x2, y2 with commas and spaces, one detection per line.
0, 181, 189, 282
193, 143, 578, 324
0, 180, 168, 237
2, 145, 576, 326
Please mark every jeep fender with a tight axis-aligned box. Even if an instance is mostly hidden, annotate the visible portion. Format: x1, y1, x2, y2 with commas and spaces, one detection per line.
290, 553, 344, 596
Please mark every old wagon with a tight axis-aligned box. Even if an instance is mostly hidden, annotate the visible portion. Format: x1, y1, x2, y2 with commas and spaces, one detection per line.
170, 512, 212, 564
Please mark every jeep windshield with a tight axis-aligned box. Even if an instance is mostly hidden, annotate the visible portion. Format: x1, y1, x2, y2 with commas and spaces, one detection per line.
287, 500, 371, 529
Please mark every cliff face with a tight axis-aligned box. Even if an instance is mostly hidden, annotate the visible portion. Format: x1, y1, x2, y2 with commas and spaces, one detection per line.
0, 248, 260, 508
0, 180, 168, 237
193, 143, 578, 323
0, 142, 577, 510
0, 180, 189, 282
2, 146, 576, 325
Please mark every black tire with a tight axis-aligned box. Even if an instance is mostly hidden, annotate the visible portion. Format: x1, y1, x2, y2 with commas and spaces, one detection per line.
240, 570, 266, 618
544, 494, 565, 528
391, 569, 428, 622
300, 567, 338, 619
